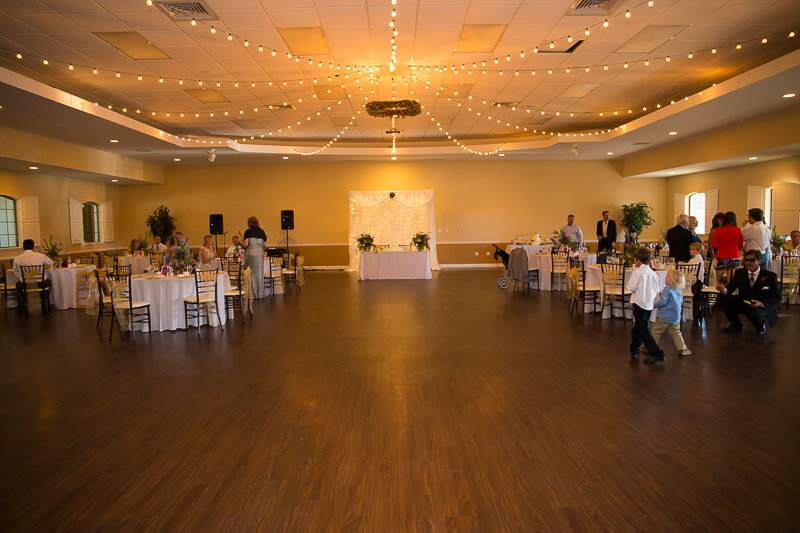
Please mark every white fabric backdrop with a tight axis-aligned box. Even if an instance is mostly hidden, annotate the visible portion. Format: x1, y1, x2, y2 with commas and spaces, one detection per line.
347, 190, 440, 271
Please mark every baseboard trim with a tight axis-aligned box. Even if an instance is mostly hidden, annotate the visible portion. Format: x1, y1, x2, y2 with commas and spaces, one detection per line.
440, 263, 504, 269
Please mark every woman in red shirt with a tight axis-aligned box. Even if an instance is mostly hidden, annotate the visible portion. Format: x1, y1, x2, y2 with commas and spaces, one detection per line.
712, 211, 743, 269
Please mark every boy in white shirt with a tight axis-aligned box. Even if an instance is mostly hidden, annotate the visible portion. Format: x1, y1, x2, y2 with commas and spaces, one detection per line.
626, 247, 666, 362
686, 242, 705, 283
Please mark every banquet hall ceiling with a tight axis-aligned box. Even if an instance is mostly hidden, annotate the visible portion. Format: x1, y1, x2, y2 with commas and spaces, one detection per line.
0, 0, 799, 159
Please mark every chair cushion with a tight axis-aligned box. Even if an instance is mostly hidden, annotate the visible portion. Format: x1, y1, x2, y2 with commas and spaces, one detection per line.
184, 295, 216, 304
115, 300, 150, 309
582, 284, 602, 291
224, 289, 242, 297
605, 287, 631, 295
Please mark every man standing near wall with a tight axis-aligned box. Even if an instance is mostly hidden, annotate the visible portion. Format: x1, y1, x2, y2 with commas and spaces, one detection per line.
596, 210, 617, 253
561, 214, 584, 249
666, 214, 693, 262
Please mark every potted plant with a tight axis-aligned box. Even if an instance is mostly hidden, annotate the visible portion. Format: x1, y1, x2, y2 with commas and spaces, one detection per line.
146, 205, 177, 243
620, 202, 655, 238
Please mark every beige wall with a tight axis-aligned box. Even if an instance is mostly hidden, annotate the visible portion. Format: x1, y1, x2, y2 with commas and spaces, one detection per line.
0, 168, 124, 260
667, 154, 800, 233
116, 160, 668, 264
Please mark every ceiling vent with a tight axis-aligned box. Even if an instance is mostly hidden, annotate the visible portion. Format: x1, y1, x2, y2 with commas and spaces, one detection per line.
155, 1, 217, 21
567, 0, 622, 16
492, 102, 518, 109
266, 103, 296, 110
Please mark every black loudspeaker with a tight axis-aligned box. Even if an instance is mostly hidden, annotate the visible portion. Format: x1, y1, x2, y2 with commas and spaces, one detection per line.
209, 214, 224, 235
280, 210, 294, 230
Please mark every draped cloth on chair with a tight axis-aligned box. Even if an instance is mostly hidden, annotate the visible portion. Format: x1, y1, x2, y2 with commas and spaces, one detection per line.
347, 190, 440, 272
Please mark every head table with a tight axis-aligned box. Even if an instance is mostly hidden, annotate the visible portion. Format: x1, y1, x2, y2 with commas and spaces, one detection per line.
6, 265, 95, 310
129, 272, 231, 331
358, 251, 432, 280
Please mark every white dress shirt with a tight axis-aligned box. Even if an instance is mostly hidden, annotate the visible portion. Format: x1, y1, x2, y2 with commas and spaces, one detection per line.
686, 254, 705, 283
601, 220, 609, 238
150, 242, 167, 254
742, 221, 770, 254
626, 263, 661, 310
561, 223, 584, 247
12, 250, 54, 279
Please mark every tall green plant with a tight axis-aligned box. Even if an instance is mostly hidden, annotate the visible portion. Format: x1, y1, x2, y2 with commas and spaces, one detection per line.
146, 205, 176, 243
620, 201, 655, 235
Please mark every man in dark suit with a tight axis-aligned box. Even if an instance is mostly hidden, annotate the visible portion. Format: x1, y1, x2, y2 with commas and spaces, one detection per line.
666, 214, 694, 262
718, 250, 781, 335
596, 210, 617, 253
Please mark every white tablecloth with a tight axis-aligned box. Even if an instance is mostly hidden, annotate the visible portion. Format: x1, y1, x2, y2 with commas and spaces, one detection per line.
119, 256, 150, 275
358, 251, 432, 280
529, 253, 596, 291
506, 244, 550, 256
6, 265, 95, 310
130, 273, 231, 331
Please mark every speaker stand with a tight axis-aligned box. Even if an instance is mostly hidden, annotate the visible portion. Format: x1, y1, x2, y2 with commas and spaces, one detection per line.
280, 228, 291, 257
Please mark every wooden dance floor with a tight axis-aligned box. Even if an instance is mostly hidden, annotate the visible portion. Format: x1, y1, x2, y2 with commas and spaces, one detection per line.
1, 270, 798, 530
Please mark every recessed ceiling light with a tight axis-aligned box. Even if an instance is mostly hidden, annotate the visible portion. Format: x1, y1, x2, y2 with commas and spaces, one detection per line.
606, 151, 614, 155
29, 166, 38, 170
783, 93, 796, 98
668, 131, 678, 135
282, 156, 289, 160
110, 139, 119, 143
390, 156, 397, 160
498, 153, 505, 157
749, 156, 758, 160
111, 179, 119, 182
668, 171, 675, 175
173, 158, 181, 161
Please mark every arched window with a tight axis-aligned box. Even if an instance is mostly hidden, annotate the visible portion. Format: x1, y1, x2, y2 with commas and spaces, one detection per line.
0, 195, 19, 248
687, 192, 706, 234
82, 202, 100, 243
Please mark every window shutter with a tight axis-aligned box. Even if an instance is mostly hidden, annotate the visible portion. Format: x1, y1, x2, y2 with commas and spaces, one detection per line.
772, 182, 800, 235
673, 193, 685, 223
746, 186, 766, 214
704, 189, 718, 231
19, 196, 41, 244
100, 202, 114, 243
68, 198, 83, 244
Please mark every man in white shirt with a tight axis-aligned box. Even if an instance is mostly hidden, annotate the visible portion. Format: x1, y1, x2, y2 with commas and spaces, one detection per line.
626, 247, 666, 362
226, 235, 245, 260
560, 214, 584, 249
13, 239, 54, 280
149, 235, 167, 254
742, 208, 771, 268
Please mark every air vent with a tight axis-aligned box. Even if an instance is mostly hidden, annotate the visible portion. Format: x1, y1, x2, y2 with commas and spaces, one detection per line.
155, 1, 217, 21
568, 0, 622, 16
493, 102, 518, 109
266, 103, 296, 110
633, 142, 652, 146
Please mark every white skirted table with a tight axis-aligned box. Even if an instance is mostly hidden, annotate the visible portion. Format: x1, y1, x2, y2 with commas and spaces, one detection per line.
584, 266, 691, 320
6, 265, 95, 310
358, 251, 432, 280
118, 256, 150, 275
506, 244, 551, 256
529, 253, 597, 291
129, 273, 231, 331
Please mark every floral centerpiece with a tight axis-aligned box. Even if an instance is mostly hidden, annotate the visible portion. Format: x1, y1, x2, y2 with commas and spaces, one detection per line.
770, 225, 785, 256
128, 233, 149, 254
411, 232, 430, 251
623, 243, 639, 266
550, 229, 574, 251
41, 235, 63, 264
168, 246, 192, 274
356, 233, 376, 252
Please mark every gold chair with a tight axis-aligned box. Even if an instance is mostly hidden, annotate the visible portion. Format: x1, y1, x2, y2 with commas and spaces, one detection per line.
600, 263, 630, 319
224, 262, 252, 323
550, 251, 569, 291
184, 270, 223, 332
1, 264, 18, 311
19, 264, 50, 314
109, 272, 151, 341
780, 255, 800, 307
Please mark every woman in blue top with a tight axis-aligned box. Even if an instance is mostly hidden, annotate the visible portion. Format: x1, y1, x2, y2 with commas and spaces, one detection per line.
649, 269, 691, 362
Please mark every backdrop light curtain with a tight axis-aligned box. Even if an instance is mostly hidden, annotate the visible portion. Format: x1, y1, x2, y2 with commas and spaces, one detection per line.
347, 190, 440, 272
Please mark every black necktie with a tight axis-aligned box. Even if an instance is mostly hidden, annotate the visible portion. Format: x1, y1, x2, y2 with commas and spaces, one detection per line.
749, 273, 756, 287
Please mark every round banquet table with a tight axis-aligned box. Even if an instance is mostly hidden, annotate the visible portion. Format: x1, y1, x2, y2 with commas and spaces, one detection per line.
529, 253, 596, 290
5, 265, 95, 310
118, 255, 150, 275
129, 273, 231, 331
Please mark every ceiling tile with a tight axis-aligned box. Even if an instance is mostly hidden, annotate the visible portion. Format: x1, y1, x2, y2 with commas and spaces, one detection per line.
14, 13, 86, 33
39, 0, 105, 14
65, 13, 132, 32
216, 9, 273, 30
1, 0, 55, 15
317, 7, 369, 26
266, 8, 320, 27
465, 4, 519, 25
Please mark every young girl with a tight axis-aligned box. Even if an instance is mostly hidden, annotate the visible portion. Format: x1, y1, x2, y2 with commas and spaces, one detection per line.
650, 269, 691, 361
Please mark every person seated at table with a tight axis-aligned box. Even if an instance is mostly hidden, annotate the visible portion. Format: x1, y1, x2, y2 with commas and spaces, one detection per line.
12, 239, 53, 311
686, 242, 705, 284
783, 230, 800, 252
226, 235, 245, 260
150, 235, 167, 254
561, 214, 583, 249
718, 250, 780, 336
624, 229, 638, 245
199, 234, 217, 269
